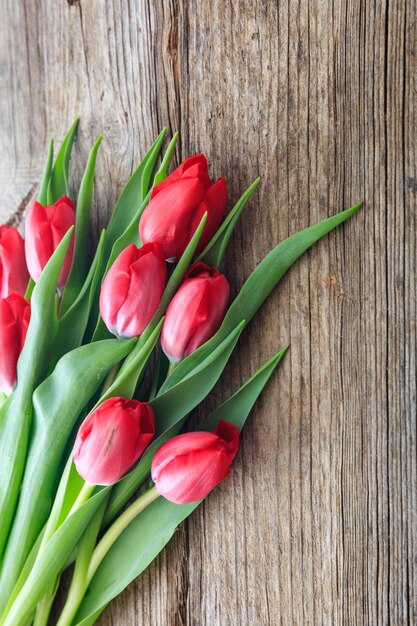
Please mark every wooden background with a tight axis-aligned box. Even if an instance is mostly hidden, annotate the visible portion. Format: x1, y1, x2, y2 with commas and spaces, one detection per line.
0, 1, 415, 624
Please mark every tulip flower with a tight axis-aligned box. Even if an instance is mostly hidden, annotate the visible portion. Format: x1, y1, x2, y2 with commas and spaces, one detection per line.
0, 225, 29, 298
151, 419, 239, 504
100, 243, 167, 338
161, 262, 230, 362
0, 294, 31, 395
24, 195, 75, 288
74, 397, 156, 485
139, 154, 227, 261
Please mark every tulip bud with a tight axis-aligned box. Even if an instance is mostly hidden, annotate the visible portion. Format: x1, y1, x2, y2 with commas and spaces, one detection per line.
139, 154, 227, 261
24, 195, 75, 288
0, 294, 31, 395
151, 419, 239, 504
161, 262, 230, 362
100, 243, 167, 338
74, 397, 156, 486
0, 225, 29, 298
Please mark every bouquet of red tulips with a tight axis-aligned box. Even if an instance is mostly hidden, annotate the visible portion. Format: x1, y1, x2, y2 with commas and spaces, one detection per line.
0, 121, 361, 626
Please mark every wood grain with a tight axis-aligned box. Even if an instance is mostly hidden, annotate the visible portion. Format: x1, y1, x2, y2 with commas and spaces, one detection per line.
0, 0, 415, 624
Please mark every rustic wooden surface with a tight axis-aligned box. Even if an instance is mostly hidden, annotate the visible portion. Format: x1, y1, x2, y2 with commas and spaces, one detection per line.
0, 1, 416, 624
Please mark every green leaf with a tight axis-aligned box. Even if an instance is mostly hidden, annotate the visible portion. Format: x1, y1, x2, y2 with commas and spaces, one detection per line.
160, 201, 362, 394
38, 139, 54, 205
197, 177, 261, 267
0, 529, 46, 620
74, 346, 287, 624
103, 322, 244, 525
87, 130, 175, 342
98, 320, 163, 404
151, 132, 179, 187
77, 499, 197, 626
118, 212, 207, 361
148, 348, 170, 401
103, 129, 167, 263
0, 338, 134, 612
0, 228, 74, 564
198, 344, 288, 432
24, 278, 35, 300
105, 132, 179, 271
0, 392, 7, 411
51, 231, 106, 366
47, 119, 79, 203
45, 497, 109, 626
151, 322, 244, 432
93, 205, 206, 352
60, 136, 102, 315
0, 490, 109, 626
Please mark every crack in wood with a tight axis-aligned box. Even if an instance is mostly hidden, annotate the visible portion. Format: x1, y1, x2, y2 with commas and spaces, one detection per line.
6, 183, 37, 228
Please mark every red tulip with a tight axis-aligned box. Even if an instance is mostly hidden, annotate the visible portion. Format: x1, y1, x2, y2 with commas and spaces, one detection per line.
100, 243, 167, 338
74, 397, 156, 486
151, 419, 239, 504
161, 262, 230, 362
139, 154, 227, 261
0, 294, 31, 394
24, 195, 75, 288
0, 225, 29, 298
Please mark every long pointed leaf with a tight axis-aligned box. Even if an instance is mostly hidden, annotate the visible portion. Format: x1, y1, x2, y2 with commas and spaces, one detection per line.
60, 136, 102, 315
74, 346, 287, 624
0, 490, 109, 626
103, 129, 167, 261
0, 228, 74, 562
0, 338, 134, 610
104, 322, 245, 524
197, 177, 261, 267
87, 131, 173, 342
38, 139, 54, 205
160, 201, 362, 394
51, 231, 106, 365
99, 320, 163, 404
47, 119, 79, 203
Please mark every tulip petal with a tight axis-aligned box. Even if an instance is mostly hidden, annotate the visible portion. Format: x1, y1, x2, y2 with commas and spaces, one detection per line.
150, 154, 208, 199
161, 278, 210, 361
184, 274, 230, 357
154, 447, 231, 504
25, 197, 75, 288
74, 398, 156, 486
151, 422, 238, 505
161, 263, 230, 361
151, 431, 220, 477
99, 245, 138, 334
0, 226, 29, 298
190, 177, 227, 252
140, 177, 208, 260
100, 243, 167, 338
0, 295, 30, 395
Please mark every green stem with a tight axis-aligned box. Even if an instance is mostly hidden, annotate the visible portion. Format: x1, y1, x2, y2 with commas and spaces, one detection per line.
0, 391, 7, 410
38, 478, 94, 556
32, 577, 60, 626
88, 485, 159, 582
26, 484, 95, 626
68, 482, 96, 517
56, 498, 108, 626
56, 486, 159, 626
24, 278, 35, 300
167, 361, 179, 378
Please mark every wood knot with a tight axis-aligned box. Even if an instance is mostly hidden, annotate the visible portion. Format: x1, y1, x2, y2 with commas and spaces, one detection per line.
67, 0, 80, 6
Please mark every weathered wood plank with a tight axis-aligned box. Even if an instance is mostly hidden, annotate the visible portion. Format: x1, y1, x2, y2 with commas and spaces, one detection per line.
0, 0, 415, 624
